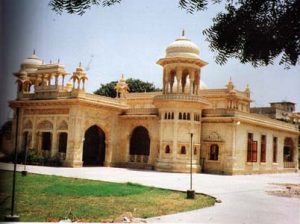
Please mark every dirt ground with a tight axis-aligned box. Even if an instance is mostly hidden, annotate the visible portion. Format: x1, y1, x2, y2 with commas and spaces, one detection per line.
267, 183, 300, 198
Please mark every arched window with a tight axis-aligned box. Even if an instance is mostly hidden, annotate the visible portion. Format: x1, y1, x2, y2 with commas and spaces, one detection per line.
171, 112, 174, 119
165, 145, 171, 154
179, 113, 182, 120
58, 133, 68, 154
209, 144, 219, 160
180, 146, 186, 154
164, 113, 167, 120
187, 113, 190, 120
168, 112, 171, 119
183, 113, 186, 120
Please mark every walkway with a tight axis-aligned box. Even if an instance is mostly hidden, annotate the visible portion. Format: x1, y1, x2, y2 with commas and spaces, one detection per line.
1, 163, 299, 224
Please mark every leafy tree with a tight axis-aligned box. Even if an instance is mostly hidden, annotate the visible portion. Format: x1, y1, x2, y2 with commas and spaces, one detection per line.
49, 0, 300, 67
94, 78, 161, 97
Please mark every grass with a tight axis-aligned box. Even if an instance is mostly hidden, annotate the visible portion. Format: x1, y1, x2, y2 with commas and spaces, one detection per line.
0, 170, 215, 222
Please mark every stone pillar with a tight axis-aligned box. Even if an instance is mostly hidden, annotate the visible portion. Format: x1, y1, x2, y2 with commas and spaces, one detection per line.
189, 69, 195, 95
162, 68, 166, 94
194, 70, 200, 95
64, 110, 84, 167
159, 119, 163, 160
164, 67, 170, 94
51, 117, 58, 156
104, 139, 112, 167
31, 116, 37, 149
172, 112, 178, 161
176, 67, 183, 93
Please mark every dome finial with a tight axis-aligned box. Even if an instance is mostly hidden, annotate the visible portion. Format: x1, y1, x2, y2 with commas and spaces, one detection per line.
33, 49, 36, 55
79, 62, 82, 67
182, 29, 185, 37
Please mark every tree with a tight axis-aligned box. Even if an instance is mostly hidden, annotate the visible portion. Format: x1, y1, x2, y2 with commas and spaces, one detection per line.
94, 78, 161, 97
49, 0, 300, 67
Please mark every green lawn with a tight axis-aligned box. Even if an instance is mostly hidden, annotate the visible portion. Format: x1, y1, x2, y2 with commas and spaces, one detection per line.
0, 171, 215, 222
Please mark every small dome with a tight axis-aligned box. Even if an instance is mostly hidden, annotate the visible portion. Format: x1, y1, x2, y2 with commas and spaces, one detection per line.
165, 31, 200, 59
22, 51, 43, 67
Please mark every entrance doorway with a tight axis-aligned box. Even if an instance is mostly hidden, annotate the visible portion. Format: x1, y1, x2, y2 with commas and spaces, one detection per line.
130, 126, 150, 156
82, 125, 106, 166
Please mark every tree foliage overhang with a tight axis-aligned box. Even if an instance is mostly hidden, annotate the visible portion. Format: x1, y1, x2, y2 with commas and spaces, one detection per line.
49, 0, 300, 68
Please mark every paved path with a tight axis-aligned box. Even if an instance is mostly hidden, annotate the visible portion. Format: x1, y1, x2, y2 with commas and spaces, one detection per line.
1, 163, 300, 224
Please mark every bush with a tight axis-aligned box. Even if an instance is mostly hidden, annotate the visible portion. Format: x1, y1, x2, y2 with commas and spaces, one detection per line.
0, 149, 63, 167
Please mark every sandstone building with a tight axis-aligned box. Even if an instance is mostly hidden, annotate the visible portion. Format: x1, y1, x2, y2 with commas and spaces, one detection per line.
9, 32, 299, 174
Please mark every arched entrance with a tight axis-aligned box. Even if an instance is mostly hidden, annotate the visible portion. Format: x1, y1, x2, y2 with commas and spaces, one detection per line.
129, 126, 150, 163
83, 125, 106, 166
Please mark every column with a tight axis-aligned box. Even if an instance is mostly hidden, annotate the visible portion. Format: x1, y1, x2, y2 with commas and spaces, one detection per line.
163, 68, 166, 94
194, 70, 200, 95
176, 67, 183, 93
164, 67, 170, 94
51, 117, 58, 156
172, 112, 178, 161
189, 69, 195, 95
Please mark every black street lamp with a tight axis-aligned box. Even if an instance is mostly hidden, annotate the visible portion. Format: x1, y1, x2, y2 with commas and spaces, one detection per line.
5, 107, 20, 221
187, 132, 195, 199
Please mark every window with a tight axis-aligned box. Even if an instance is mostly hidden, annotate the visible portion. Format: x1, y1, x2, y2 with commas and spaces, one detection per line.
283, 137, 293, 162
168, 112, 171, 119
260, 135, 266, 162
209, 144, 219, 160
164, 113, 167, 119
247, 133, 257, 162
42, 132, 52, 151
171, 112, 174, 119
183, 113, 186, 120
58, 133, 68, 153
187, 113, 190, 120
179, 113, 182, 120
180, 146, 186, 154
165, 145, 171, 154
273, 137, 277, 163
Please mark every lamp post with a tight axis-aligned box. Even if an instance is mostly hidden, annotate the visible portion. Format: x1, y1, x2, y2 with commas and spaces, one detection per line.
187, 132, 195, 199
5, 107, 20, 221
22, 132, 28, 176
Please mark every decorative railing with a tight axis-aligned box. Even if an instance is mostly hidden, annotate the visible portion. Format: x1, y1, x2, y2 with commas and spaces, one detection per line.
128, 155, 149, 163
284, 161, 296, 168
35, 85, 63, 92
154, 94, 210, 103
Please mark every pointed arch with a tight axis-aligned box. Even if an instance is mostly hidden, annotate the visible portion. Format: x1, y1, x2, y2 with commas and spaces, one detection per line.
129, 126, 150, 156
83, 125, 106, 166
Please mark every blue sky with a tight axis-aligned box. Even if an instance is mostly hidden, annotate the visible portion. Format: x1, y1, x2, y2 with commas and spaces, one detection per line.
1, 0, 300, 125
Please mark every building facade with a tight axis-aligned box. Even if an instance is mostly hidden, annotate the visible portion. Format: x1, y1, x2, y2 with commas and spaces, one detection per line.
8, 33, 299, 174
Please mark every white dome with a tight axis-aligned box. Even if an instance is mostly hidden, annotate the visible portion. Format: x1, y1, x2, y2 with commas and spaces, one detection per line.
165, 33, 200, 59
22, 52, 42, 67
